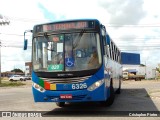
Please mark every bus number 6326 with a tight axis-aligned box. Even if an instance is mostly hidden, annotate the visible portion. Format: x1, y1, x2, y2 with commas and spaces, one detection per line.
72, 83, 87, 90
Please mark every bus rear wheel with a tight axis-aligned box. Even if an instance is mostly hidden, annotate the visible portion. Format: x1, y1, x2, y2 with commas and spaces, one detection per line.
56, 102, 65, 107
100, 86, 115, 107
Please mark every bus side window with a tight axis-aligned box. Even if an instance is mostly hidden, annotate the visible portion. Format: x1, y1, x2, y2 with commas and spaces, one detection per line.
115, 48, 118, 62
113, 44, 115, 61
107, 45, 110, 58
110, 41, 114, 60
101, 27, 107, 55
103, 35, 107, 55
117, 50, 119, 63
118, 51, 121, 63
109, 44, 112, 60
117, 49, 119, 62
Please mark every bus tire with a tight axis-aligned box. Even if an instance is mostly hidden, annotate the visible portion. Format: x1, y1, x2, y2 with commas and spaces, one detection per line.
100, 85, 115, 107
56, 102, 65, 107
116, 79, 121, 94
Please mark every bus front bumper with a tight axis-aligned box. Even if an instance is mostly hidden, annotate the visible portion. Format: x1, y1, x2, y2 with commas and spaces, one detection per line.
32, 84, 108, 102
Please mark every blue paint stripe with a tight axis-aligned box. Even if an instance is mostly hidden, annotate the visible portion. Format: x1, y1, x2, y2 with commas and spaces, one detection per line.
32, 71, 39, 84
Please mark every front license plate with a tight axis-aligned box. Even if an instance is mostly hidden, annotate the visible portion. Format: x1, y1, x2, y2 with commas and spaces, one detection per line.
60, 94, 72, 99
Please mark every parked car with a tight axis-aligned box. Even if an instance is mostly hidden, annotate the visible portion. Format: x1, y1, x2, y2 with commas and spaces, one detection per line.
24, 75, 31, 80
9, 75, 26, 81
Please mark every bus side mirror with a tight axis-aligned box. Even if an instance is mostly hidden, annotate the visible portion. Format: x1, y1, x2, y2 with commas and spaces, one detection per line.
23, 30, 32, 50
24, 39, 28, 50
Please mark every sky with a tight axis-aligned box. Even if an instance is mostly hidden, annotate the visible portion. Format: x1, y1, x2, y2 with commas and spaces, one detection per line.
0, 0, 160, 72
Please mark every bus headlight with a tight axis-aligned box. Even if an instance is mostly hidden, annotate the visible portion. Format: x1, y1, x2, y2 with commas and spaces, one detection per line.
33, 83, 45, 92
87, 79, 104, 91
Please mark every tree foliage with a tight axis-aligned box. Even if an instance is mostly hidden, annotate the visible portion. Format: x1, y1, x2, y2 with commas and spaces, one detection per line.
0, 14, 10, 25
156, 67, 160, 73
11, 68, 24, 73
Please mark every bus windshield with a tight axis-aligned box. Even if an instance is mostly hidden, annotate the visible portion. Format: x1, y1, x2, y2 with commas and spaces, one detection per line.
32, 32, 102, 72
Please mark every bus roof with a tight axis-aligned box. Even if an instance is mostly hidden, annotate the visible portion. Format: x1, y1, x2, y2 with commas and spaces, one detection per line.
33, 19, 102, 33
33, 18, 101, 27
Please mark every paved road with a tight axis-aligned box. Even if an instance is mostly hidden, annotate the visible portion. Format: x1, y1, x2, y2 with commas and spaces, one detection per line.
0, 80, 160, 120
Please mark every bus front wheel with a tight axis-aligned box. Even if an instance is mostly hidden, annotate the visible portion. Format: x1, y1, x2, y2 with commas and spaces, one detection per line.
56, 102, 65, 107
116, 79, 121, 94
100, 86, 115, 107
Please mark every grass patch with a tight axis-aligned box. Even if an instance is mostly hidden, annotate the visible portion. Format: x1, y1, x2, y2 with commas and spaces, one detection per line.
0, 81, 26, 87
149, 90, 160, 94
145, 93, 150, 97
145, 89, 160, 98
1, 77, 9, 81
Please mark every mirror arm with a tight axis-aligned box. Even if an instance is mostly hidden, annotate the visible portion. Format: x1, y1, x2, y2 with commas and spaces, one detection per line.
23, 30, 33, 50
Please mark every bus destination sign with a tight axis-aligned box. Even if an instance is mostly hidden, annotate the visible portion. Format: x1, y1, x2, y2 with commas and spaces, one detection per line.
43, 22, 87, 31
36, 21, 95, 32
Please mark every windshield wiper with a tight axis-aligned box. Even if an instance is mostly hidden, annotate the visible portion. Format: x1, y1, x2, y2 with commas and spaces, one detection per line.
43, 32, 49, 41
42, 33, 55, 52
73, 29, 86, 49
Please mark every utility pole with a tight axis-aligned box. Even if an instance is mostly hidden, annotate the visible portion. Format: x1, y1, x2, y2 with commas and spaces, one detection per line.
0, 14, 10, 84
145, 61, 147, 80
0, 40, 2, 84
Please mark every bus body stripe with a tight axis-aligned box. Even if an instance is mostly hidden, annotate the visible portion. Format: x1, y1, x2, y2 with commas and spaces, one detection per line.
50, 84, 56, 90
44, 81, 50, 90
39, 78, 44, 88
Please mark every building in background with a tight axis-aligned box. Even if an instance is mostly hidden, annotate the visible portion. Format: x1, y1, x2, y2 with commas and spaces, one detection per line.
1, 71, 24, 77
122, 64, 157, 79
25, 62, 32, 75
121, 52, 157, 79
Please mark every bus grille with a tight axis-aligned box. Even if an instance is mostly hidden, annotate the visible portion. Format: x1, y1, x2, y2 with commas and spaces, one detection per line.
40, 76, 91, 84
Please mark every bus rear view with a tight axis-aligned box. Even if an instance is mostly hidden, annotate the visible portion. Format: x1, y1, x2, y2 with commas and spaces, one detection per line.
26, 19, 121, 107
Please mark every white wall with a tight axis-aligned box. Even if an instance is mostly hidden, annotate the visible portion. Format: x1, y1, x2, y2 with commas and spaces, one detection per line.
25, 66, 29, 75
122, 64, 156, 79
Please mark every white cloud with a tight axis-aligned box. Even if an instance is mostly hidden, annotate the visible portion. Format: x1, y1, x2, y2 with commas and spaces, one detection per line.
0, 0, 160, 72
0, 0, 44, 72
99, 0, 146, 25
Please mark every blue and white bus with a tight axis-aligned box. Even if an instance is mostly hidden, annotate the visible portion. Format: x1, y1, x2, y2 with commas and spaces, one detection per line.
24, 19, 122, 107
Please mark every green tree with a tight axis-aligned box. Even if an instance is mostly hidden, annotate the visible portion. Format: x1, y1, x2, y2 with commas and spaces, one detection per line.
156, 67, 160, 73
0, 14, 10, 25
11, 68, 24, 73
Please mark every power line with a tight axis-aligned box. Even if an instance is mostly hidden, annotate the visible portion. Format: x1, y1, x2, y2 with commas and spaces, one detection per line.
0, 33, 31, 37
6, 16, 160, 26
1, 45, 31, 48
113, 38, 160, 40
118, 45, 160, 47
107, 25, 160, 27
1, 45, 160, 51
3, 16, 160, 28
6, 16, 50, 23
1, 32, 160, 41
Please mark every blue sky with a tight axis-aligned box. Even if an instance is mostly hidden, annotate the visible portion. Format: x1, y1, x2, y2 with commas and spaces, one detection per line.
0, 0, 160, 72
37, 3, 57, 20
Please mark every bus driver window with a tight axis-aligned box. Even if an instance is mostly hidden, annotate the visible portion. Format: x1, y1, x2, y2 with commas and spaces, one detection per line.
88, 47, 99, 69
